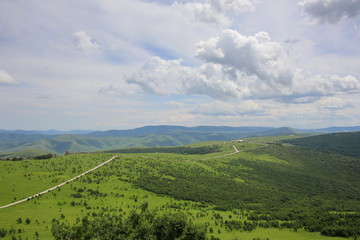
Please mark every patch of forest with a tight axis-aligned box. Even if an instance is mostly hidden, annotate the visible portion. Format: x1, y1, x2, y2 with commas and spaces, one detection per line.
104, 145, 221, 155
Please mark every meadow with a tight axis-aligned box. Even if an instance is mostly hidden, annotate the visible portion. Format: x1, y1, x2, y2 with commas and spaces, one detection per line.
0, 138, 359, 239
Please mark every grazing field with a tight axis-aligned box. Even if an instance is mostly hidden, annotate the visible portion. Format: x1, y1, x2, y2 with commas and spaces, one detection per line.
0, 138, 359, 239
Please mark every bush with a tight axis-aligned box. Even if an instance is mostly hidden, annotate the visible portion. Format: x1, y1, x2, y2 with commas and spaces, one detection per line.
33, 154, 53, 160
52, 209, 207, 240
0, 228, 7, 237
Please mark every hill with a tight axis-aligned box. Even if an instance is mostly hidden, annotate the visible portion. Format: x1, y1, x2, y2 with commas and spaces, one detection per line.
2, 125, 359, 157
86, 125, 275, 138
281, 131, 360, 157
0, 126, 302, 155
0, 139, 359, 239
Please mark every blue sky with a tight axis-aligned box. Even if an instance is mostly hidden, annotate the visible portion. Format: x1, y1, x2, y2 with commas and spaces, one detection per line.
0, 0, 360, 130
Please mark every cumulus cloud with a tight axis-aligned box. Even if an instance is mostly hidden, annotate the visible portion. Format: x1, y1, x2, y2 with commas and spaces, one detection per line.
72, 31, 100, 54
127, 30, 360, 102
195, 30, 294, 91
0, 69, 18, 85
298, 0, 360, 24
126, 56, 200, 96
173, 0, 255, 26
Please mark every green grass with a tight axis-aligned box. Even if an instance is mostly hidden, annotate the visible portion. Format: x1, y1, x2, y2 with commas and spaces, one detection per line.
219, 228, 347, 240
0, 140, 359, 239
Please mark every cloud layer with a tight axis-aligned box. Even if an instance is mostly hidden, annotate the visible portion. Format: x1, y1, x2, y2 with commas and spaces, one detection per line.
298, 0, 360, 24
1, 0, 360, 130
128, 30, 360, 102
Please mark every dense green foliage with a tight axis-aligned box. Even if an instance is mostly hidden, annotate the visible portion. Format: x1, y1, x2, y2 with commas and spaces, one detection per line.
282, 131, 360, 157
129, 145, 360, 238
134, 145, 360, 210
32, 153, 54, 159
52, 208, 207, 240
105, 145, 221, 155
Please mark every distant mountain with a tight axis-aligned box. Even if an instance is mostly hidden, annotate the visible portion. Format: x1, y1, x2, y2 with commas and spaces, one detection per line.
2, 125, 359, 156
0, 129, 93, 135
0, 132, 55, 145
1, 134, 190, 155
0, 126, 302, 155
300, 126, 360, 133
87, 125, 275, 138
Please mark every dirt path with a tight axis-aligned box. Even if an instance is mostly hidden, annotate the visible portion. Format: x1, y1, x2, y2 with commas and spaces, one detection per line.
0, 156, 117, 210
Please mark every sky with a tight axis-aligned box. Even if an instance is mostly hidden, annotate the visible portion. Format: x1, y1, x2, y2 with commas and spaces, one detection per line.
0, 0, 360, 130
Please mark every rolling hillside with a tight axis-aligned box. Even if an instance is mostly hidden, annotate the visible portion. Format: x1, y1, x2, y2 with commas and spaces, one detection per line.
0, 138, 359, 239
282, 131, 360, 157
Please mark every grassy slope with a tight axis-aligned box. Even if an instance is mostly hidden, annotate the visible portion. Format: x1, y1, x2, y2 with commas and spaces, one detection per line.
0, 139, 359, 239
282, 131, 360, 157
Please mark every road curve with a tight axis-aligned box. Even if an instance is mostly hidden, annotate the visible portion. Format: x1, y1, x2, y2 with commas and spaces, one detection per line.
0, 156, 117, 210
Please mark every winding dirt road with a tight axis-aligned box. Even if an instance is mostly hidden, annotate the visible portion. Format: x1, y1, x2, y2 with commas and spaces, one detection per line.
0, 156, 117, 210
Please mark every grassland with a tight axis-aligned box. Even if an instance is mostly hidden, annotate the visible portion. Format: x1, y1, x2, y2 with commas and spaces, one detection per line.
0, 138, 359, 239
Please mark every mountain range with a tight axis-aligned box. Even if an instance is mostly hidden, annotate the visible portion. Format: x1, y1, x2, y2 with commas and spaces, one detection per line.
1, 125, 359, 156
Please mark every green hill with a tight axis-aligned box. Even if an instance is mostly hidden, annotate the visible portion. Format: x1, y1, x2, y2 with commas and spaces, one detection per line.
281, 131, 360, 157
1, 134, 188, 155
0, 139, 359, 239
0, 149, 53, 159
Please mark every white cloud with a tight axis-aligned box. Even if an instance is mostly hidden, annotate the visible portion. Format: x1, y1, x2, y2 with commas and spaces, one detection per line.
128, 30, 360, 102
298, 0, 360, 24
173, 0, 255, 26
292, 70, 360, 97
0, 69, 18, 85
210, 0, 255, 13
195, 30, 294, 90
173, 2, 229, 26
126, 56, 200, 96
72, 31, 100, 54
